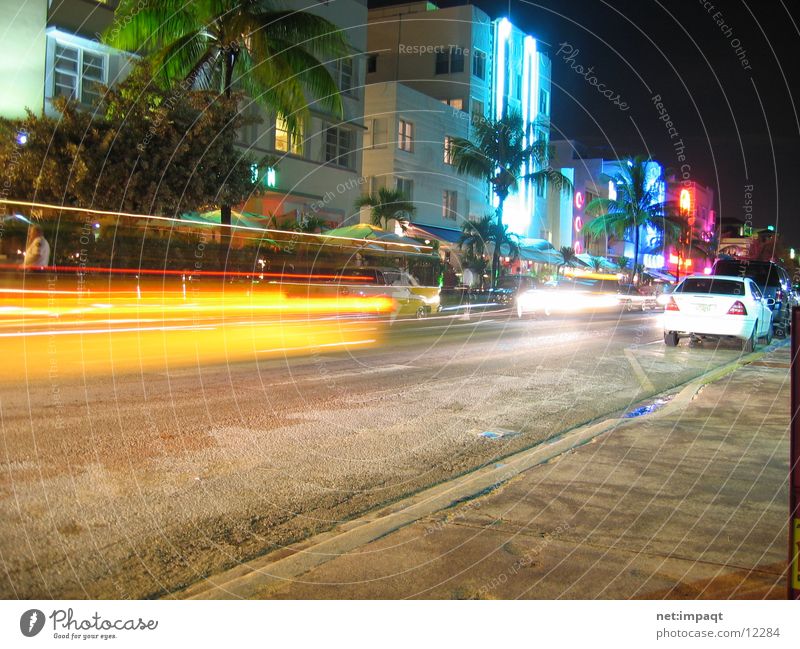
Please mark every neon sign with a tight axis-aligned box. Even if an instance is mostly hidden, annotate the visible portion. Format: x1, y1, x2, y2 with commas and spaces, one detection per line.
574, 192, 584, 209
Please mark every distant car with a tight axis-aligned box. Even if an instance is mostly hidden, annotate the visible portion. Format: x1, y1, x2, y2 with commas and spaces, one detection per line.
333, 266, 439, 318
515, 277, 621, 318
617, 283, 659, 311
711, 259, 794, 337
662, 275, 774, 351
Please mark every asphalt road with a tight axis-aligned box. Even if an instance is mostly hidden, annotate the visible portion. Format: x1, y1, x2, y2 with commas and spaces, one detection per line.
0, 307, 758, 598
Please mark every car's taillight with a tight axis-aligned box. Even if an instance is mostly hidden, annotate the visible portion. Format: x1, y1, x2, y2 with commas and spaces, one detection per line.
775, 289, 782, 302
665, 297, 679, 311
727, 300, 747, 315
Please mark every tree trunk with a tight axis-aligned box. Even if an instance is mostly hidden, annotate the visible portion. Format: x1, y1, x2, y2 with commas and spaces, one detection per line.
632, 219, 641, 285
219, 48, 239, 229
492, 194, 506, 288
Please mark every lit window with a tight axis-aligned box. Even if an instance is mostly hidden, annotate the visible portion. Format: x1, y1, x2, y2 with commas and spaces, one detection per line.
274, 115, 303, 155
442, 190, 458, 220
53, 42, 105, 105
443, 136, 455, 165
325, 126, 353, 168
397, 119, 413, 152
440, 98, 464, 111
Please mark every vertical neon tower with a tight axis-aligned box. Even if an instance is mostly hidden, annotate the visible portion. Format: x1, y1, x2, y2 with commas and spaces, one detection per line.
491, 18, 541, 238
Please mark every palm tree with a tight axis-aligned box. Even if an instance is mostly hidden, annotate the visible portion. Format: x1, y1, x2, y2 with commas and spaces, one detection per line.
450, 111, 572, 286
589, 256, 604, 273
106, 0, 349, 225
354, 187, 416, 231
584, 156, 678, 285
556, 246, 579, 280
458, 215, 520, 282
458, 215, 494, 260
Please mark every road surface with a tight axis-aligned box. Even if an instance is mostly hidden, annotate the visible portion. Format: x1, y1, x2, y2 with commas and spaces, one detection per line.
0, 307, 758, 598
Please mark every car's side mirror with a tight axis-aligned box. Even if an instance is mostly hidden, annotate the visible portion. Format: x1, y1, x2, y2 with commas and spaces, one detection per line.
765, 297, 776, 307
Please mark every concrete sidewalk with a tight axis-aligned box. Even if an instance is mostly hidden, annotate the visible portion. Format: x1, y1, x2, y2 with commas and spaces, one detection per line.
181, 344, 791, 600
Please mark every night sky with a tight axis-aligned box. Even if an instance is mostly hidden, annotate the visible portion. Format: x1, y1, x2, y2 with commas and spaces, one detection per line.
371, 0, 800, 242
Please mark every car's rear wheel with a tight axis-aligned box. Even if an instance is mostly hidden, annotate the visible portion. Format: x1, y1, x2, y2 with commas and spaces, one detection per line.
415, 306, 426, 319
774, 314, 787, 338
664, 331, 679, 347
759, 319, 774, 345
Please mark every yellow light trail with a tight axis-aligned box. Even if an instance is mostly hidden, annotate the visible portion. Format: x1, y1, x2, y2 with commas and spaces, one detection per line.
0, 286, 394, 380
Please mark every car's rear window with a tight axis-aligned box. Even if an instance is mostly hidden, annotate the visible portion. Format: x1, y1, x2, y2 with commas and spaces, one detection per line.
678, 278, 745, 295
713, 261, 781, 287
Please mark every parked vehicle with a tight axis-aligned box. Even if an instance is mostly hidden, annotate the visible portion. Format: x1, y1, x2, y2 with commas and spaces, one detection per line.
662, 275, 774, 351
494, 274, 538, 305
711, 259, 794, 337
333, 267, 440, 318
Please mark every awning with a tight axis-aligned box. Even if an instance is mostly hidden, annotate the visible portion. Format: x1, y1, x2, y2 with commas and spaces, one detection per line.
408, 222, 463, 244
644, 268, 677, 282
519, 248, 563, 264
576, 253, 616, 270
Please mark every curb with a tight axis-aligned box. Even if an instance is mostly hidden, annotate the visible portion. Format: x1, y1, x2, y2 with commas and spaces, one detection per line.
174, 342, 786, 599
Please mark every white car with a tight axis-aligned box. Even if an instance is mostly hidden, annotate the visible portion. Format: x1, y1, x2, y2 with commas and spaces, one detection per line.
662, 275, 775, 351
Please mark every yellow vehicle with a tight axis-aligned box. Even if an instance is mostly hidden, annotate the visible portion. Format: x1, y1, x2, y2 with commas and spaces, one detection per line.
334, 267, 440, 318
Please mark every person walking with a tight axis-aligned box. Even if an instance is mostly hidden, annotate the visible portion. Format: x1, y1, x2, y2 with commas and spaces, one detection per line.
23, 224, 51, 268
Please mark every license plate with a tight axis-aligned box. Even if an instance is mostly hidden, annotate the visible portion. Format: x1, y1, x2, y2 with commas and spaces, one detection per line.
695, 303, 713, 313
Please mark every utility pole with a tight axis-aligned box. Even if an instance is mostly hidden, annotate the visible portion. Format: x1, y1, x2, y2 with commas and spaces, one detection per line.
790, 306, 800, 599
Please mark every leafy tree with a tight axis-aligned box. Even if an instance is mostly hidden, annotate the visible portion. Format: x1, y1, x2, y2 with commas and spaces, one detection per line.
449, 111, 572, 286
106, 0, 349, 225
0, 63, 258, 217
354, 187, 416, 230
584, 156, 678, 285
556, 245, 579, 280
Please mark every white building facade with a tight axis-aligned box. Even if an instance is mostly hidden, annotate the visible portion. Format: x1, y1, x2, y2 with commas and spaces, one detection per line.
363, 2, 555, 241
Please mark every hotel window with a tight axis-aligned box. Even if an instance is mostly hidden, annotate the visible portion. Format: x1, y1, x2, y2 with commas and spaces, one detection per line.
325, 126, 353, 168
53, 42, 106, 105
442, 190, 458, 220
274, 115, 303, 155
585, 190, 598, 206
369, 117, 387, 148
366, 54, 378, 74
514, 73, 522, 100
397, 119, 413, 152
471, 98, 484, 125
443, 136, 455, 165
440, 97, 464, 111
396, 177, 414, 200
435, 49, 464, 75
539, 89, 550, 115
336, 57, 355, 95
472, 49, 486, 79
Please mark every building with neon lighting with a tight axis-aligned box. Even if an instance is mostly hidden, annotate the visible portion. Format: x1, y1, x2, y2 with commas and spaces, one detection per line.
362, 2, 555, 242
550, 140, 716, 275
